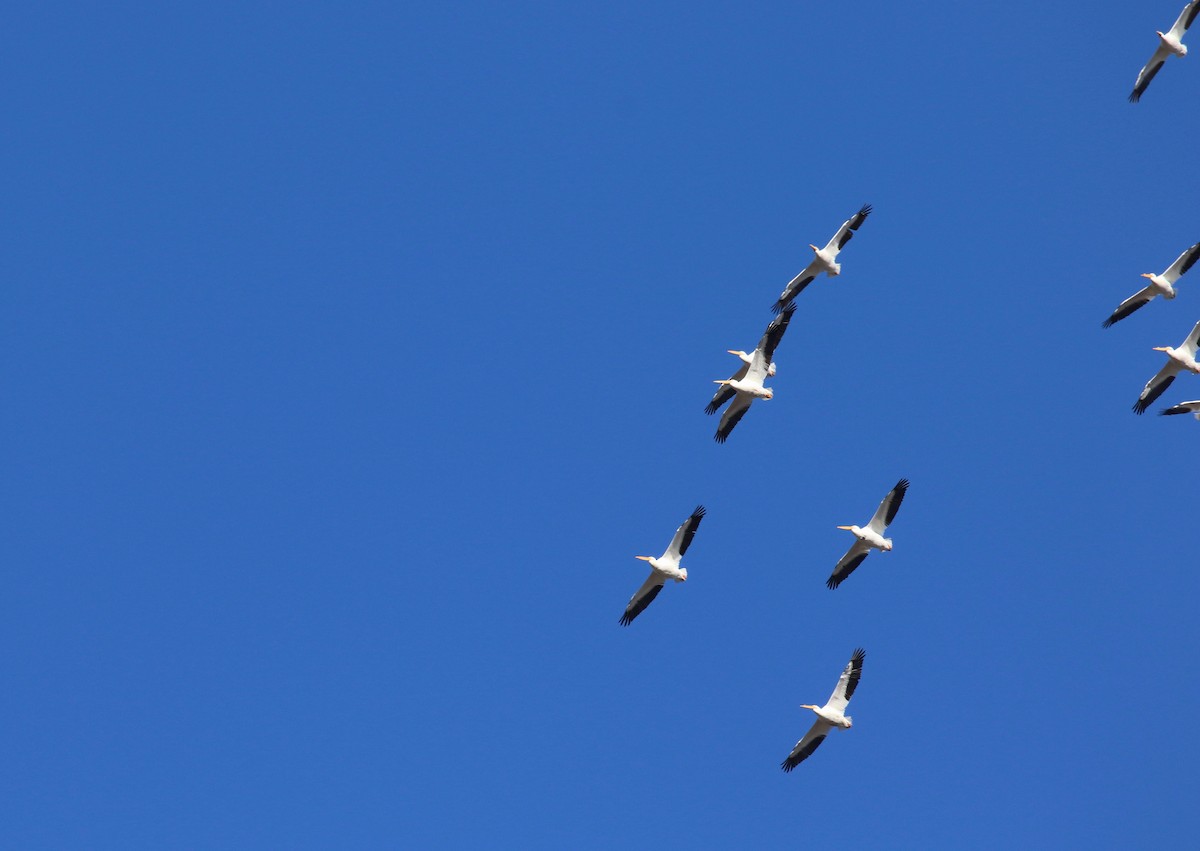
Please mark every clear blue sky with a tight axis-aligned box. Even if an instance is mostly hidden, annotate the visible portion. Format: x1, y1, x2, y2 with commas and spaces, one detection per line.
3, 1, 1199, 848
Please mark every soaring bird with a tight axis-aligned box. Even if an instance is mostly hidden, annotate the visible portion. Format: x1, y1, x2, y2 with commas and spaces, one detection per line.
619, 506, 705, 626
1132, 320, 1200, 414
1103, 241, 1200, 327
781, 648, 866, 772
708, 303, 796, 443
1130, 0, 1200, 102
772, 204, 872, 313
827, 479, 909, 590
1161, 399, 1200, 419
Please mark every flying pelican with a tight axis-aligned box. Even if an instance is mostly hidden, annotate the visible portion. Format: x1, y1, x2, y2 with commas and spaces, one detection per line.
708, 304, 796, 443
1133, 320, 1200, 414
772, 204, 872, 313
619, 505, 705, 626
827, 479, 909, 590
1161, 399, 1200, 418
781, 648, 865, 772
1130, 1, 1200, 102
1103, 241, 1200, 327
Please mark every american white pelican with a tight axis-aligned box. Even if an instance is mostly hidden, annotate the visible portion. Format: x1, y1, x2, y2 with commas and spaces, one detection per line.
620, 505, 705, 626
1130, 1, 1200, 102
827, 479, 909, 590
781, 648, 865, 772
1103, 241, 1200, 327
772, 204, 872, 313
1161, 399, 1200, 418
708, 304, 796, 443
1132, 320, 1200, 414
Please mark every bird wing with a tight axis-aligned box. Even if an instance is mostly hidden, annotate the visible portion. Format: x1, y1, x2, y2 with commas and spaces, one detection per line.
1133, 361, 1182, 414
1168, 0, 1200, 39
826, 647, 866, 712
1162, 241, 1200, 283
780, 718, 833, 772
1160, 400, 1200, 415
705, 362, 748, 414
867, 478, 909, 534
747, 303, 796, 384
1103, 285, 1158, 327
1177, 320, 1200, 359
619, 573, 665, 626
1130, 46, 1170, 102
714, 393, 753, 443
820, 203, 873, 256
665, 505, 706, 560
827, 540, 871, 590
773, 260, 820, 313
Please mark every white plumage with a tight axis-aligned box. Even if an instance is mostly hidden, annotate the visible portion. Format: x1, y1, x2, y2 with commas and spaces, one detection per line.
1103, 242, 1200, 327
1132, 320, 1200, 414
1130, 0, 1200, 102
781, 649, 865, 772
620, 506, 705, 626
827, 479, 909, 590
772, 204, 872, 313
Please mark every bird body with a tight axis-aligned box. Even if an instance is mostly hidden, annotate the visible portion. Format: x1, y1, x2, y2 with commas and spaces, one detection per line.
772, 205, 872, 312
781, 649, 865, 772
827, 479, 909, 590
1130, 1, 1200, 101
1103, 242, 1200, 327
707, 304, 796, 442
620, 506, 705, 626
1133, 320, 1200, 414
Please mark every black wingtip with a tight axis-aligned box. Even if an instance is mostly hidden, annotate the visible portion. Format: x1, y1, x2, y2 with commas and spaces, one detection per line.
714, 431, 727, 444
858, 203, 872, 217
691, 505, 706, 520
826, 576, 839, 590
894, 478, 910, 492
780, 760, 795, 773
1133, 399, 1149, 415
1129, 91, 1141, 103
704, 402, 720, 415
1102, 317, 1116, 329
851, 647, 866, 664
770, 299, 786, 315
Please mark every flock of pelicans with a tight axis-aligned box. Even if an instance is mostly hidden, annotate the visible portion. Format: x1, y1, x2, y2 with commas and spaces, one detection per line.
619, 0, 1200, 773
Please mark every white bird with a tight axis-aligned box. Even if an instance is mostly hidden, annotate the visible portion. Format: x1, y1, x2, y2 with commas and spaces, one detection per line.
709, 303, 796, 443
620, 506, 705, 626
827, 479, 909, 590
772, 204, 872, 313
1160, 399, 1200, 419
1103, 242, 1200, 327
781, 648, 865, 772
1130, 0, 1200, 102
1133, 320, 1200, 414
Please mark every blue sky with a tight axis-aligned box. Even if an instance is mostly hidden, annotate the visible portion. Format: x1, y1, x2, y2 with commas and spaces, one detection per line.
3, 1, 1199, 847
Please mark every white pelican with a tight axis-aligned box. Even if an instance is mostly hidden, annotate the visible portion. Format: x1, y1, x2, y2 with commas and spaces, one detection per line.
1103, 241, 1200, 327
781, 648, 865, 772
619, 505, 705, 626
827, 479, 909, 590
1132, 320, 1200, 414
1130, 1, 1200, 102
708, 303, 796, 443
1161, 399, 1200, 418
772, 204, 872, 313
